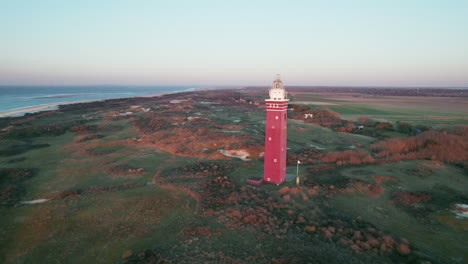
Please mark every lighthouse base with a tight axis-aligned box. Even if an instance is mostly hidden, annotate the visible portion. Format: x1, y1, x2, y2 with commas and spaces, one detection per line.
262, 175, 286, 185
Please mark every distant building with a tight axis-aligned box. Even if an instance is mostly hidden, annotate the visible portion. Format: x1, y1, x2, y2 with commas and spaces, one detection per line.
263, 75, 289, 185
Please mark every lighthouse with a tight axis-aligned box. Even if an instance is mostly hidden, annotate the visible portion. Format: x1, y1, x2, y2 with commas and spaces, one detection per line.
263, 74, 289, 185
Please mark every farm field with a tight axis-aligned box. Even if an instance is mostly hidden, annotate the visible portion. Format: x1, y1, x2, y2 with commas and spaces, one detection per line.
289, 92, 468, 126
0, 88, 467, 263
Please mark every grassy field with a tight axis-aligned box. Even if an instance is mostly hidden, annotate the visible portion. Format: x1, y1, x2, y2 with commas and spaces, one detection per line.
291, 92, 468, 126
0, 186, 195, 263
287, 120, 376, 151
328, 161, 468, 262
0, 89, 466, 263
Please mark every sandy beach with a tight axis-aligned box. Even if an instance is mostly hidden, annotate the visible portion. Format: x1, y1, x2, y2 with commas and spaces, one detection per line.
0, 99, 106, 118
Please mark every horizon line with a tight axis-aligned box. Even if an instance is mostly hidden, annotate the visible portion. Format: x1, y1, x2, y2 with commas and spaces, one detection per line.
0, 84, 467, 89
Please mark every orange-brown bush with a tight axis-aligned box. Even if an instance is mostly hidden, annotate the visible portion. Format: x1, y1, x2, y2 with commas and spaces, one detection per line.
376, 122, 393, 130
391, 191, 431, 207
342, 181, 385, 197
370, 129, 468, 164
322, 150, 374, 165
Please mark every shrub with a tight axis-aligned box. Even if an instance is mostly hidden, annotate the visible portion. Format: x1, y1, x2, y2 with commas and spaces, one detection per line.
370, 130, 467, 164
322, 150, 374, 165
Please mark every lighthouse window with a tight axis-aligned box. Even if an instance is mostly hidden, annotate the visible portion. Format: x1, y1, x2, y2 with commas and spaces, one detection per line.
268, 137, 272, 141
275, 116, 278, 120
272, 125, 275, 129
274, 159, 277, 162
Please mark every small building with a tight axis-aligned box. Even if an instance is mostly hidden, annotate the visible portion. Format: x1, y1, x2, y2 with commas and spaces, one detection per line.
247, 176, 264, 186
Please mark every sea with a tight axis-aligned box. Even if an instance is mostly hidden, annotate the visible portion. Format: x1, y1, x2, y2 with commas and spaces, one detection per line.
0, 86, 199, 114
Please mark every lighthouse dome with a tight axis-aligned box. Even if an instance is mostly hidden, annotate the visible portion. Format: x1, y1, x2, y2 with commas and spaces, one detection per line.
269, 74, 287, 101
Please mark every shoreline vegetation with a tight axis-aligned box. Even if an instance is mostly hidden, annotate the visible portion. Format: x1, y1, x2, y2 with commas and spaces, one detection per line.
0, 87, 467, 263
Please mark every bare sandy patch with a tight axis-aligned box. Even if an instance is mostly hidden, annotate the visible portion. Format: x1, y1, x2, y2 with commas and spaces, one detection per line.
422, 161, 446, 169
219, 149, 251, 161
20, 199, 50, 205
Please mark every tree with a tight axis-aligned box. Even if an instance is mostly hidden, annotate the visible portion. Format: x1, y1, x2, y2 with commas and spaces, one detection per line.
396, 121, 413, 135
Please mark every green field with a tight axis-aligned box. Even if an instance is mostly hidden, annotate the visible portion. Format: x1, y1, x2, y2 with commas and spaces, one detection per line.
0, 186, 195, 263
329, 161, 468, 262
291, 92, 468, 126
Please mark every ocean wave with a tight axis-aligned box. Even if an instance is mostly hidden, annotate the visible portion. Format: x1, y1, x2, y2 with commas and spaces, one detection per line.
32, 94, 79, 99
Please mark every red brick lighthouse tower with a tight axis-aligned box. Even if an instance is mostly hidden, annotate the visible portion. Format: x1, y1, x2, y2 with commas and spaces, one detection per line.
263, 74, 289, 185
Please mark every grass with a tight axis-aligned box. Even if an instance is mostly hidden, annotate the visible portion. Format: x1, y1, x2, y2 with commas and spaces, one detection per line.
98, 120, 138, 141
327, 104, 408, 115
289, 93, 345, 103
0, 185, 195, 264
287, 120, 376, 151
0, 132, 77, 198
230, 160, 263, 185
290, 94, 468, 126
326, 161, 468, 262
0, 122, 191, 199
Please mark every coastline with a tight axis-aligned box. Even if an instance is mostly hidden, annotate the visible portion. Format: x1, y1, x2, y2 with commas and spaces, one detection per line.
0, 103, 62, 118
0, 99, 104, 118
0, 88, 205, 118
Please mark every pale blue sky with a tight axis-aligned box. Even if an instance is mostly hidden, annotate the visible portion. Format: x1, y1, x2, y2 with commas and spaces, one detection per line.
1, 0, 467, 86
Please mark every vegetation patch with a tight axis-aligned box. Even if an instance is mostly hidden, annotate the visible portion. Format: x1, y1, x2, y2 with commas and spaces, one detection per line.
75, 133, 105, 142
107, 165, 146, 177
85, 145, 124, 156
0, 168, 38, 206
370, 127, 468, 166
0, 125, 67, 139
0, 143, 50, 157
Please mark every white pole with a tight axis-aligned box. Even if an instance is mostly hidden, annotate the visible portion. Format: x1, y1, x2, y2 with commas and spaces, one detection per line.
296, 160, 300, 186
